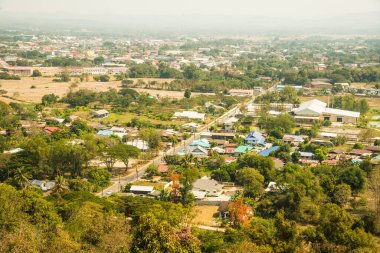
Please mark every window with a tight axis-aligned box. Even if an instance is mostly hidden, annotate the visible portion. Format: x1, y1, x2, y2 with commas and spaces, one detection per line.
324, 116, 330, 121
337, 117, 343, 122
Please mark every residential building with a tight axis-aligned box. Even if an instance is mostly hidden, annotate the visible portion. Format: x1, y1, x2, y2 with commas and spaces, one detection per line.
259, 146, 280, 157
234, 145, 253, 156
130, 185, 154, 195
245, 131, 265, 146
93, 109, 110, 118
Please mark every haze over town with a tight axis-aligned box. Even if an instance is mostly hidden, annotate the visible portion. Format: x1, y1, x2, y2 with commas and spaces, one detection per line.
0, 0, 380, 253
1, 0, 380, 34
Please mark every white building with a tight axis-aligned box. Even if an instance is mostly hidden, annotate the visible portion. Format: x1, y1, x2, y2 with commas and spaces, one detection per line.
173, 111, 205, 121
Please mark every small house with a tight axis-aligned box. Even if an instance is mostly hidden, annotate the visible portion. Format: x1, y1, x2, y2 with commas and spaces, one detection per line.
259, 146, 280, 157
245, 131, 265, 146
130, 185, 154, 195
234, 145, 253, 156
93, 109, 110, 118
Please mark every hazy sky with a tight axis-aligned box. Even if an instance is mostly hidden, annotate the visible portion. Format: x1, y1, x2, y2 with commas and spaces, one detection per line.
1, 0, 380, 18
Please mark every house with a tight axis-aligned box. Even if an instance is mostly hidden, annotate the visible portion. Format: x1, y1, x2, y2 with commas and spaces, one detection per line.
365, 146, 380, 154
192, 177, 224, 199
350, 149, 372, 157
173, 111, 205, 121
234, 145, 253, 156
293, 99, 360, 124
189, 146, 209, 157
109, 126, 127, 138
224, 116, 239, 132
93, 109, 109, 118
201, 132, 235, 145
5, 66, 33, 76
29, 180, 55, 191
299, 159, 320, 166
180, 122, 202, 132
317, 132, 338, 139
245, 131, 265, 146
130, 185, 154, 195
299, 152, 314, 159
211, 147, 225, 154
224, 156, 237, 164
282, 134, 306, 146
44, 126, 61, 135
229, 89, 253, 97
259, 146, 280, 157
190, 139, 211, 149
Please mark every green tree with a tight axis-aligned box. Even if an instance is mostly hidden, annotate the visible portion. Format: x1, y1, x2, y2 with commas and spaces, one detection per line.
236, 168, 265, 198
339, 166, 366, 195
87, 168, 111, 188
31, 69, 42, 77
54, 175, 69, 193
140, 128, 162, 151
111, 144, 140, 171
184, 89, 191, 99
41, 93, 59, 106
314, 149, 327, 162
332, 183, 351, 207
12, 167, 31, 189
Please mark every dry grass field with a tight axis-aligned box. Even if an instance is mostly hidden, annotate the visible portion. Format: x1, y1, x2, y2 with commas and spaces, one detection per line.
0, 77, 213, 103
193, 205, 219, 226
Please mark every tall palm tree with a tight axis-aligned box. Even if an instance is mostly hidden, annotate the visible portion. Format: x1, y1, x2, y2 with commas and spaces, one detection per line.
54, 175, 68, 193
13, 166, 31, 189
180, 154, 195, 168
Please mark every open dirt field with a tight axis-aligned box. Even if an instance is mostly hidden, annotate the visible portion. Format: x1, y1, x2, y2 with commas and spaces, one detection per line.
0, 77, 213, 103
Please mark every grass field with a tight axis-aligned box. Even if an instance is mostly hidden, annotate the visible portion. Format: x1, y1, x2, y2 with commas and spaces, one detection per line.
87, 112, 182, 126
193, 206, 219, 226
132, 180, 166, 191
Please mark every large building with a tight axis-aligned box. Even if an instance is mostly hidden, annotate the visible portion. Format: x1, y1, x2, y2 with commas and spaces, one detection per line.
292, 99, 360, 124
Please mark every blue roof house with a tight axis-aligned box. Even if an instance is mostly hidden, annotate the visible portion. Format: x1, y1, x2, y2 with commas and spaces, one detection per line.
259, 146, 280, 157
190, 139, 211, 149
245, 131, 266, 146
234, 145, 253, 156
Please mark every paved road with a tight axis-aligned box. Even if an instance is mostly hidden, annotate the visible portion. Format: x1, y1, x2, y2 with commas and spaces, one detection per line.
99, 86, 275, 196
